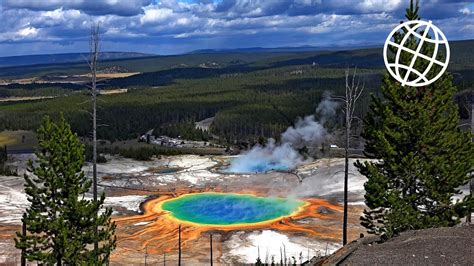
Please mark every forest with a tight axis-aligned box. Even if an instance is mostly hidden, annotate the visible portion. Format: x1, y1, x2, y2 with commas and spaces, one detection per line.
0, 40, 472, 145
0, 66, 378, 143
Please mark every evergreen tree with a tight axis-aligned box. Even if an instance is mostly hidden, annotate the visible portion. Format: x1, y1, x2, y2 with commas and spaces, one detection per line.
15, 115, 116, 264
0, 145, 7, 164
355, 0, 473, 237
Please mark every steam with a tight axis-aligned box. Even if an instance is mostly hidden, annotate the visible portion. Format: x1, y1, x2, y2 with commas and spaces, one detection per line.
227, 95, 339, 173
281, 115, 326, 150
288, 158, 369, 199
316, 93, 339, 123
226, 140, 303, 173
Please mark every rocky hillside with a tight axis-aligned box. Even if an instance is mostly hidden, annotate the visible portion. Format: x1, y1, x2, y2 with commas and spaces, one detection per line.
313, 225, 473, 265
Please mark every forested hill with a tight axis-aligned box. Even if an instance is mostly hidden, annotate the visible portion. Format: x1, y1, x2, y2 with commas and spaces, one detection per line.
0, 40, 472, 144
0, 39, 471, 80
104, 39, 473, 89
0, 52, 153, 68
187, 44, 377, 54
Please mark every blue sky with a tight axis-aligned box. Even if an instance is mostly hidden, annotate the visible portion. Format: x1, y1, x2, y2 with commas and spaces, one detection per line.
0, 0, 472, 56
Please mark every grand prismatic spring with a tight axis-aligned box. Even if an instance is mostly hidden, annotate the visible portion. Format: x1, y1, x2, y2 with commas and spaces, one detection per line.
160, 193, 305, 225
112, 191, 349, 262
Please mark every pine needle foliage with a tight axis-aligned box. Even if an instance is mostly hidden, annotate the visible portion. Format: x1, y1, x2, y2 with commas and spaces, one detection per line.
15, 115, 116, 265
355, 0, 474, 237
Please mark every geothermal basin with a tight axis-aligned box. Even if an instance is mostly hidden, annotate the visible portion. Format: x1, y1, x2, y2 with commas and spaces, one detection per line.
0, 154, 370, 264
160, 193, 305, 225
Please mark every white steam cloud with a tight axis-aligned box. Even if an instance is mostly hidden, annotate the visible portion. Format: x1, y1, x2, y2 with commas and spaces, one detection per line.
226, 140, 303, 173
316, 94, 339, 123
227, 95, 339, 173
281, 115, 326, 150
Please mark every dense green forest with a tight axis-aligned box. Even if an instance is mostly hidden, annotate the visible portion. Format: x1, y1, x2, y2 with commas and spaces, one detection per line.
0, 66, 378, 143
0, 41, 472, 144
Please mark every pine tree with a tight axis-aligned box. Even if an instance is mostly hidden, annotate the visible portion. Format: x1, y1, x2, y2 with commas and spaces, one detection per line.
0, 145, 7, 164
15, 115, 116, 264
355, 0, 474, 237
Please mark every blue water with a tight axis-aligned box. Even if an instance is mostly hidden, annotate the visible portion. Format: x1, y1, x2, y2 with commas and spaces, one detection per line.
161, 193, 303, 225
225, 159, 290, 173
247, 161, 290, 173
157, 168, 180, 174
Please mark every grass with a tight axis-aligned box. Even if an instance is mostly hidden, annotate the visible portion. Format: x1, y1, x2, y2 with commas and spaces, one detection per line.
0, 133, 17, 146
0, 130, 37, 150
93, 73, 140, 78
0, 96, 56, 102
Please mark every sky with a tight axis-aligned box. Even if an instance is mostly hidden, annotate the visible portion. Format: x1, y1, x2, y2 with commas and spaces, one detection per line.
0, 0, 473, 57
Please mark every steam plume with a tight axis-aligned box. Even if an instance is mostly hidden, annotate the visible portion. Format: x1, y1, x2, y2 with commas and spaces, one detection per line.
227, 95, 339, 173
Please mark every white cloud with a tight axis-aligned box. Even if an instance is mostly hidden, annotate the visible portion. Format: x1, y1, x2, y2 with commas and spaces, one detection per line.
0, 0, 471, 56
140, 7, 174, 24
3, 0, 152, 16
355, 0, 403, 13
459, 7, 472, 15
17, 27, 39, 37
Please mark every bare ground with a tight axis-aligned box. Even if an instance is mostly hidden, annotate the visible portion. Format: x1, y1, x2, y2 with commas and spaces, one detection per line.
318, 224, 473, 265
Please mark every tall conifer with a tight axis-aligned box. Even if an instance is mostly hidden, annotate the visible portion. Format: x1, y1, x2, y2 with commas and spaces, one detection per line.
15, 115, 116, 264
356, 0, 473, 237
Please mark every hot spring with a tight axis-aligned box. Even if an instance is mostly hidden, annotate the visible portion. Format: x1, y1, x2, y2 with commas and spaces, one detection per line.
160, 193, 304, 225
223, 156, 293, 174
156, 167, 180, 174
224, 142, 303, 173
223, 160, 291, 174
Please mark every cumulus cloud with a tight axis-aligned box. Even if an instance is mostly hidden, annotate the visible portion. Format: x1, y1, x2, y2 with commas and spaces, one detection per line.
17, 27, 39, 38
215, 0, 404, 17
0, 0, 472, 56
3, 0, 153, 16
141, 7, 174, 24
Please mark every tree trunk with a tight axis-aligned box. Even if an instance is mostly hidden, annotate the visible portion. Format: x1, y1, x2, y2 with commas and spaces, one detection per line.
178, 225, 182, 266
341, 67, 363, 245
144, 246, 148, 266
468, 94, 473, 223
343, 116, 349, 245
210, 233, 213, 266
92, 64, 98, 256
89, 24, 100, 260
21, 221, 26, 266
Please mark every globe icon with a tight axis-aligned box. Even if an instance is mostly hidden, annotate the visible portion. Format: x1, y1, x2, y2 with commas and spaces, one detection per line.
383, 20, 450, 87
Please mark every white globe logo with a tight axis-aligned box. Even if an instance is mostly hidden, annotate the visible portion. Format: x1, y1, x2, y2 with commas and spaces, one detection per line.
383, 20, 450, 87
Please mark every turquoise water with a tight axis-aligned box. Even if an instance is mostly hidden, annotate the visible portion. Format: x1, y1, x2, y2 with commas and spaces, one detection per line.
225, 158, 291, 173
161, 193, 304, 225
224, 160, 290, 173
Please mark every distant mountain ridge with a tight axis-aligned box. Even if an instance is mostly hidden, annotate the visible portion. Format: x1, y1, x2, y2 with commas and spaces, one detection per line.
188, 44, 380, 54
0, 39, 471, 79
0, 52, 154, 68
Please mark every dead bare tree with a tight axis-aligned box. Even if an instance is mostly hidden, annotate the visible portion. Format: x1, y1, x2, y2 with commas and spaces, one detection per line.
87, 23, 100, 259
333, 67, 364, 245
